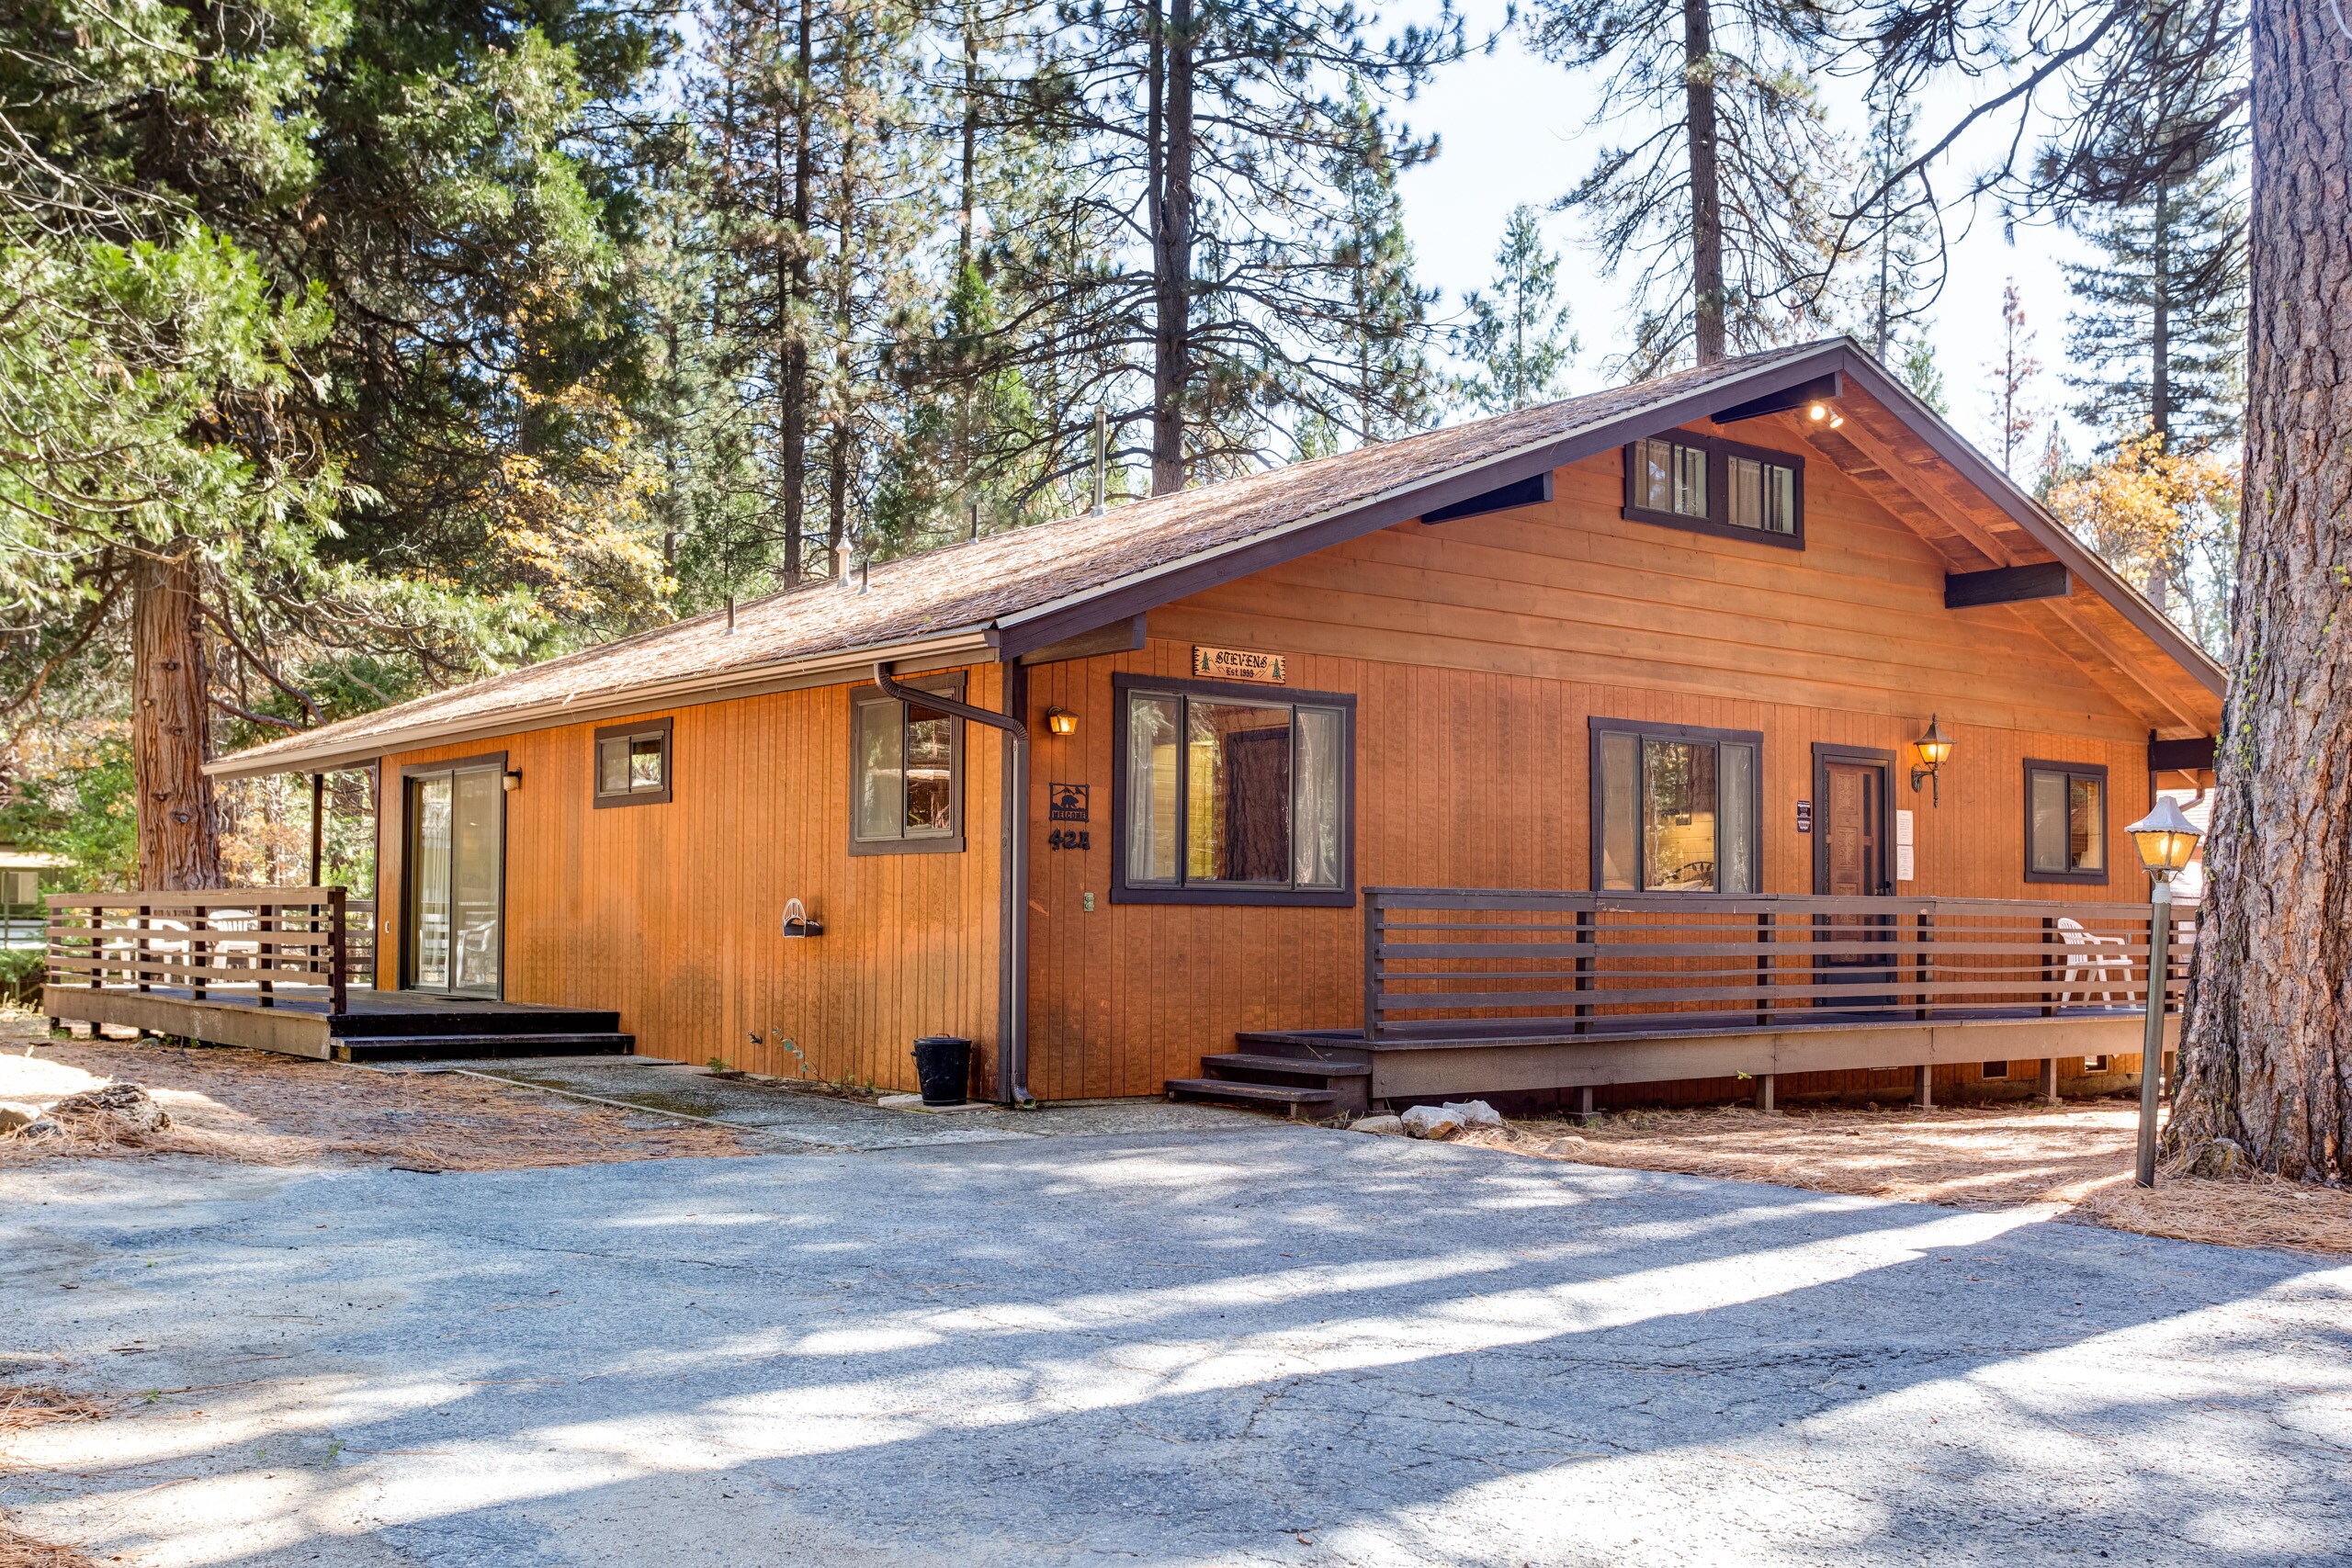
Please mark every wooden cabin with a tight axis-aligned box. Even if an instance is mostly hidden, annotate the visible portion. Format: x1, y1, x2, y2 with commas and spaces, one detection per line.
56, 339, 2222, 1115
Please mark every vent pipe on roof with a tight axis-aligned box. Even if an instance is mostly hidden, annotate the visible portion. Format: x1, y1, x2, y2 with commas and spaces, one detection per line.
1091, 404, 1107, 515
833, 543, 852, 586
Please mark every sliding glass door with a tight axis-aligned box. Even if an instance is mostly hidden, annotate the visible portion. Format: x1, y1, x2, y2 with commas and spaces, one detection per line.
404, 761, 504, 997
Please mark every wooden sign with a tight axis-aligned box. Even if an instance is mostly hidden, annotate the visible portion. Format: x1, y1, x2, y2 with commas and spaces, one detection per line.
1193, 645, 1286, 684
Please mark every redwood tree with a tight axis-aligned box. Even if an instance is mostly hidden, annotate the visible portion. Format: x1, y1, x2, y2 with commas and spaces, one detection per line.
2168, 0, 2352, 1182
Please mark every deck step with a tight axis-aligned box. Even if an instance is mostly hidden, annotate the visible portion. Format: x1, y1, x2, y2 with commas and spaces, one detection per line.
331, 1033, 635, 1063
1166, 1077, 1338, 1119
1202, 1052, 1372, 1078
327, 1010, 622, 1039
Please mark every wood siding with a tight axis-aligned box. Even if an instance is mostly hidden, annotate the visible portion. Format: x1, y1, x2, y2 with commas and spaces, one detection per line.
377, 665, 1003, 1093
1023, 439, 2162, 1100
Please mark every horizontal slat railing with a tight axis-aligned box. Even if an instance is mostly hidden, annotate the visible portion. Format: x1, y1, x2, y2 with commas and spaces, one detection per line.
1363, 888, 2193, 1043
46, 887, 373, 1015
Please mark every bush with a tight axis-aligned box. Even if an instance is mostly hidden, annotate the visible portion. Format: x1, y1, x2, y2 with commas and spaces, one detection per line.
0, 949, 45, 1007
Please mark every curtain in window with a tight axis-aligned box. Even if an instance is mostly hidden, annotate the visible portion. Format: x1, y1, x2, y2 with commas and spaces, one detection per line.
854, 699, 903, 840
1125, 694, 1180, 882
1293, 707, 1343, 888
1719, 742, 1755, 893
2030, 771, 2069, 873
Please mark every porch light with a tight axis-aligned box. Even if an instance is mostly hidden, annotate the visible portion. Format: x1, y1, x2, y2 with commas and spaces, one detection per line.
2126, 796, 2202, 881
2125, 796, 2202, 1190
1909, 716, 1951, 805
502, 769, 522, 793
1806, 401, 1846, 430
1045, 707, 1078, 737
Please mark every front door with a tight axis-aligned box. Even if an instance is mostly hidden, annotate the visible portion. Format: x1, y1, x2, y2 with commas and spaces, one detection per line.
404, 762, 505, 997
1815, 750, 1894, 1008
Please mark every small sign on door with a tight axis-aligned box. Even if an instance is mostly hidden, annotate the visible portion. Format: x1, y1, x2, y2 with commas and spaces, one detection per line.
1795, 800, 1813, 833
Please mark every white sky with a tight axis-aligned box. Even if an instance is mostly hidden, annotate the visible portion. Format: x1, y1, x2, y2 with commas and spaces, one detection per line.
1393, 2, 2102, 461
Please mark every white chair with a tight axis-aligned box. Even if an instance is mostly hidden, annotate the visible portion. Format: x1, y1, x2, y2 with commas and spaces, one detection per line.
2055, 917, 2132, 1006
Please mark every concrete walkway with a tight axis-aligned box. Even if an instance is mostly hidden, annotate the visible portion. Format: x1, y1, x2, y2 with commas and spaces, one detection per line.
4, 1119, 2346, 1566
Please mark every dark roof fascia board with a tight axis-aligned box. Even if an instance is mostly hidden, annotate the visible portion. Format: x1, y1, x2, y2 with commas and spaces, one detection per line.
1829, 349, 2226, 696
993, 344, 1856, 660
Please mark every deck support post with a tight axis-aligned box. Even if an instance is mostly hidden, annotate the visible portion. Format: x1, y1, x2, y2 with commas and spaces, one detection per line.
1571, 1085, 1597, 1125
1913, 1064, 1933, 1109
2039, 1056, 2059, 1105
1754, 1073, 1776, 1112
308, 773, 325, 886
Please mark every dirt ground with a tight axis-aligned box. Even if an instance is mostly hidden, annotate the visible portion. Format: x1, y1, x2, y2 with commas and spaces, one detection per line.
1, 1383, 112, 1568
0, 1017, 742, 1171
1489, 1100, 2352, 1257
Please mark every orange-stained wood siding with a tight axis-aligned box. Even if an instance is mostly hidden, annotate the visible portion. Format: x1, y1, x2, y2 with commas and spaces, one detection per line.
1021, 442, 2162, 1100
376, 665, 1003, 1093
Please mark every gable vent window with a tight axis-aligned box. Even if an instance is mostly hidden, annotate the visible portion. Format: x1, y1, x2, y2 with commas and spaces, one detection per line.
594, 718, 672, 807
1623, 432, 1804, 548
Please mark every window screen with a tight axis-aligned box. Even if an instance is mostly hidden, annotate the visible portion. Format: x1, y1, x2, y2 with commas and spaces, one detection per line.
1594, 722, 1761, 893
2026, 763, 2107, 879
853, 684, 962, 849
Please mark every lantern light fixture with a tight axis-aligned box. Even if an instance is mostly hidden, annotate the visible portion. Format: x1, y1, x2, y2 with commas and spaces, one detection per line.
2124, 795, 2203, 1190
1908, 715, 1952, 805
1045, 706, 1078, 738
2126, 795, 2203, 882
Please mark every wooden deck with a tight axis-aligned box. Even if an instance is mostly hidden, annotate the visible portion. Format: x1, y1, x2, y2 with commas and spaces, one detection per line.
43, 985, 632, 1063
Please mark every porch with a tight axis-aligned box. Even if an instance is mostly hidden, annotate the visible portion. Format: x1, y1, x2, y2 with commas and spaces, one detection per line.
40, 889, 630, 1062
1172, 889, 2189, 1116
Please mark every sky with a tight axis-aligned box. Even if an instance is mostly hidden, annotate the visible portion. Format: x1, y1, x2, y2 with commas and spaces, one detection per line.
1391, 1, 2105, 462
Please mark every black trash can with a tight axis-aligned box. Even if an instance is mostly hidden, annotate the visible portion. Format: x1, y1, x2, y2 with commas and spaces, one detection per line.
910, 1035, 974, 1106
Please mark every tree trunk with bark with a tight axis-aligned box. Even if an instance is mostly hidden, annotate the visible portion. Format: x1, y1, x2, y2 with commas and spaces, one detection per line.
781, 0, 815, 582
1149, 0, 1195, 494
2170, 0, 2352, 1182
1683, 0, 1725, 366
130, 546, 222, 891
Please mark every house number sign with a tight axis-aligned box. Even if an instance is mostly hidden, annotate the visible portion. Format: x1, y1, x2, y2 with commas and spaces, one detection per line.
1193, 645, 1286, 684
1795, 800, 1813, 833
1047, 782, 1091, 851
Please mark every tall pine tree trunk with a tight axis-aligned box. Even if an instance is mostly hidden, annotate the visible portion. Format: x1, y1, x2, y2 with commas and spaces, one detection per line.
1150, 0, 1195, 494
2169, 0, 2352, 1182
131, 546, 221, 891
782, 0, 815, 581
1683, 0, 1725, 366
2147, 179, 2173, 610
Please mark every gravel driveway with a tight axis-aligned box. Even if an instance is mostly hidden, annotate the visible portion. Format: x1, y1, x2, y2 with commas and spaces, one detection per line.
5, 1114, 2346, 1566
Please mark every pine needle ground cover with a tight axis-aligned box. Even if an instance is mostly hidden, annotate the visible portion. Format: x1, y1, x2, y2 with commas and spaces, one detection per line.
0, 1380, 116, 1568
1495, 1102, 2352, 1258
0, 1021, 742, 1171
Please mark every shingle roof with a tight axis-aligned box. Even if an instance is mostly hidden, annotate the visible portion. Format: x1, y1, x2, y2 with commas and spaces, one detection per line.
210, 337, 2219, 777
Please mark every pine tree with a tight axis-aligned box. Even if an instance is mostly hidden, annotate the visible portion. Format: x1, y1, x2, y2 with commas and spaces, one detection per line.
1855, 87, 1940, 363
1314, 83, 1440, 445
1453, 206, 1577, 413
1898, 333, 1949, 414
1985, 279, 2041, 478
1525, 0, 1843, 370
2062, 156, 2246, 447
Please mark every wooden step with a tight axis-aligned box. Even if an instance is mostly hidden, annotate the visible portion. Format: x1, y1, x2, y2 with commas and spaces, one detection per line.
1166, 1077, 1338, 1119
331, 1033, 635, 1063
1202, 1052, 1371, 1078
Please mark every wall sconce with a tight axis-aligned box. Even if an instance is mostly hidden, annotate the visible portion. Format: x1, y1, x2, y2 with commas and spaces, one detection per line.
502, 769, 522, 793
1045, 707, 1078, 737
1909, 716, 1952, 805
1806, 400, 1847, 430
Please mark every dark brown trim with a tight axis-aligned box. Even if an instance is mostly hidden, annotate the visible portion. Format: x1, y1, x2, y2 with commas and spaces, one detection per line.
847, 673, 968, 856
1421, 471, 1552, 524
592, 716, 674, 808
1708, 371, 1844, 425
1945, 562, 2072, 608
1810, 744, 1898, 897
1621, 431, 1806, 549
991, 344, 1858, 659
1587, 717, 1768, 894
2148, 736, 2216, 773
395, 752, 508, 999
2022, 758, 2112, 886
1108, 671, 1357, 908
1014, 614, 1146, 666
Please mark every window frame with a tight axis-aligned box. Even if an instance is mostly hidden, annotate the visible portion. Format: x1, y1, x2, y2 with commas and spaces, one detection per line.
848, 674, 967, 856
1587, 716, 1767, 896
2022, 758, 2110, 885
593, 718, 673, 809
1620, 431, 1806, 549
1109, 671, 1357, 908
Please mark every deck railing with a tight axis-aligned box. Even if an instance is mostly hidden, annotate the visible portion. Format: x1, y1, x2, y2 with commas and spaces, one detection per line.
46, 887, 376, 1016
1363, 888, 2194, 1043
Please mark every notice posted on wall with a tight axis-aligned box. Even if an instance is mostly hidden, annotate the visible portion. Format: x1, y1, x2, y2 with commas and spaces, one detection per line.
1895, 810, 1916, 881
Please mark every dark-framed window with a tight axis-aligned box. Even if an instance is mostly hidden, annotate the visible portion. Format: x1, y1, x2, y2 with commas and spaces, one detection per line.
594, 718, 673, 807
1622, 432, 1804, 548
2024, 760, 2108, 884
850, 675, 965, 855
1589, 718, 1763, 893
1111, 672, 1355, 907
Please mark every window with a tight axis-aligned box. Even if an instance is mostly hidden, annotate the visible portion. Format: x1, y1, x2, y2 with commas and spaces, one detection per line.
1590, 719, 1762, 894
1623, 433, 1804, 547
851, 679, 965, 853
1112, 673, 1353, 905
2024, 760, 2108, 883
594, 718, 672, 807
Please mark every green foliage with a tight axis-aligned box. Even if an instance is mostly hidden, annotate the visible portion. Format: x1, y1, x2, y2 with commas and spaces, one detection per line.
1454, 206, 1577, 413
1899, 334, 1950, 415
0, 735, 138, 890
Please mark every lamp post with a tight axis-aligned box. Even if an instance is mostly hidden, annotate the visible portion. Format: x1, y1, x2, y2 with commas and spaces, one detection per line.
2124, 796, 2203, 1188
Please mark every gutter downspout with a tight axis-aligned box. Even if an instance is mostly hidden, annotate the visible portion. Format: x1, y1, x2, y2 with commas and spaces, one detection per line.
874, 660, 1031, 1105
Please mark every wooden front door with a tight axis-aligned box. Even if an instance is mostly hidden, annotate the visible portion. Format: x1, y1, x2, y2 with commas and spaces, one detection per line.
1814, 750, 1894, 1006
